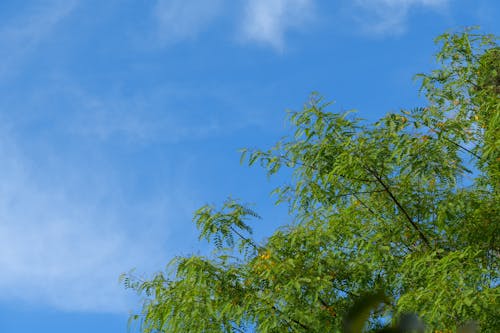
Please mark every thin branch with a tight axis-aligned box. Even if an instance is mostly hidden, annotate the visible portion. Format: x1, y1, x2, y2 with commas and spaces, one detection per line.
328, 189, 387, 199
350, 191, 377, 216
334, 183, 415, 254
210, 265, 309, 333
412, 115, 481, 160
442, 136, 480, 159
366, 167, 432, 250
318, 296, 337, 317
229, 226, 260, 251
330, 285, 360, 298
267, 303, 309, 333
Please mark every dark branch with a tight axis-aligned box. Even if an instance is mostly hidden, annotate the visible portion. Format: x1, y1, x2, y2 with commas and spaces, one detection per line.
366, 168, 432, 250
229, 226, 260, 251
329, 189, 387, 199
269, 304, 309, 332
318, 297, 337, 318
442, 136, 480, 159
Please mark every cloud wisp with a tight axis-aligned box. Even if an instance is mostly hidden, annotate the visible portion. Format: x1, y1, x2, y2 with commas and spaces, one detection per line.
350, 0, 448, 35
153, 0, 224, 44
0, 124, 181, 313
0, 0, 78, 78
152, 0, 448, 50
240, 0, 315, 50
0, 72, 265, 312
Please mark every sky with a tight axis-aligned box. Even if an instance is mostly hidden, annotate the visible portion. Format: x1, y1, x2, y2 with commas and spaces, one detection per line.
0, 0, 498, 332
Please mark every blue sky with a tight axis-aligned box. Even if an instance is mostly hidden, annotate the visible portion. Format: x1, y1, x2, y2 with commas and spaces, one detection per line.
0, 0, 498, 332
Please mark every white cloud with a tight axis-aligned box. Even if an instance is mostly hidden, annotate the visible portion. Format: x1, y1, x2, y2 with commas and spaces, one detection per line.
154, 0, 224, 43
0, 74, 255, 312
351, 0, 448, 35
0, 0, 78, 77
241, 0, 315, 50
0, 124, 187, 313
44, 80, 230, 144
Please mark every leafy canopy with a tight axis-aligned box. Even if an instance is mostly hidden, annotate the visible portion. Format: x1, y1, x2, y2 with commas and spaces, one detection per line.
123, 29, 499, 333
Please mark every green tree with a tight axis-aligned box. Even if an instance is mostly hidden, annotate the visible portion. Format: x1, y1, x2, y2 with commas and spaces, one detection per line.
123, 29, 499, 333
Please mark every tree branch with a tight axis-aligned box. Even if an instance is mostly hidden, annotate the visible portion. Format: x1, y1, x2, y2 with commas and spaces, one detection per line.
319, 296, 337, 317
230, 226, 260, 251
365, 167, 432, 250
442, 136, 480, 159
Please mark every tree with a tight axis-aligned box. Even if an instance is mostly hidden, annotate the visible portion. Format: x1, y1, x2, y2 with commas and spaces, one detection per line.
123, 29, 499, 333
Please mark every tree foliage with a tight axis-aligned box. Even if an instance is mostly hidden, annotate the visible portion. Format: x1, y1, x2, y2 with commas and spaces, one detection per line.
123, 29, 499, 332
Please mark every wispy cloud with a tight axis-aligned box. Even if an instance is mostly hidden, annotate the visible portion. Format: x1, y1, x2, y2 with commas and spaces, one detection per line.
241, 0, 315, 50
0, 70, 260, 312
154, 0, 224, 43
350, 0, 448, 35
0, 0, 78, 78
43, 80, 237, 144
0, 119, 195, 312
152, 0, 317, 51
